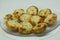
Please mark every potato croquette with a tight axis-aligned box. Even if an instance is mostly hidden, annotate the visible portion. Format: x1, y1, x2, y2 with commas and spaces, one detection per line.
26, 6, 38, 15
18, 22, 33, 34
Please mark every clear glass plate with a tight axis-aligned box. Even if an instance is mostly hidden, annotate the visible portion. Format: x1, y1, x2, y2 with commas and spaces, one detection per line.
0, 10, 60, 38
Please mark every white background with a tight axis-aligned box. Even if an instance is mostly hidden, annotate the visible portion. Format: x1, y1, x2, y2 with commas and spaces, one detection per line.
0, 0, 60, 40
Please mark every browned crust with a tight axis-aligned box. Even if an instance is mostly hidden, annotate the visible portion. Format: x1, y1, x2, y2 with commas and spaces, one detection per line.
33, 23, 47, 34
6, 21, 18, 32
26, 6, 38, 15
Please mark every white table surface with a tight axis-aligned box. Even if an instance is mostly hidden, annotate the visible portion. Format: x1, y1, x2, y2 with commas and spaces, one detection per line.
0, 0, 60, 40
